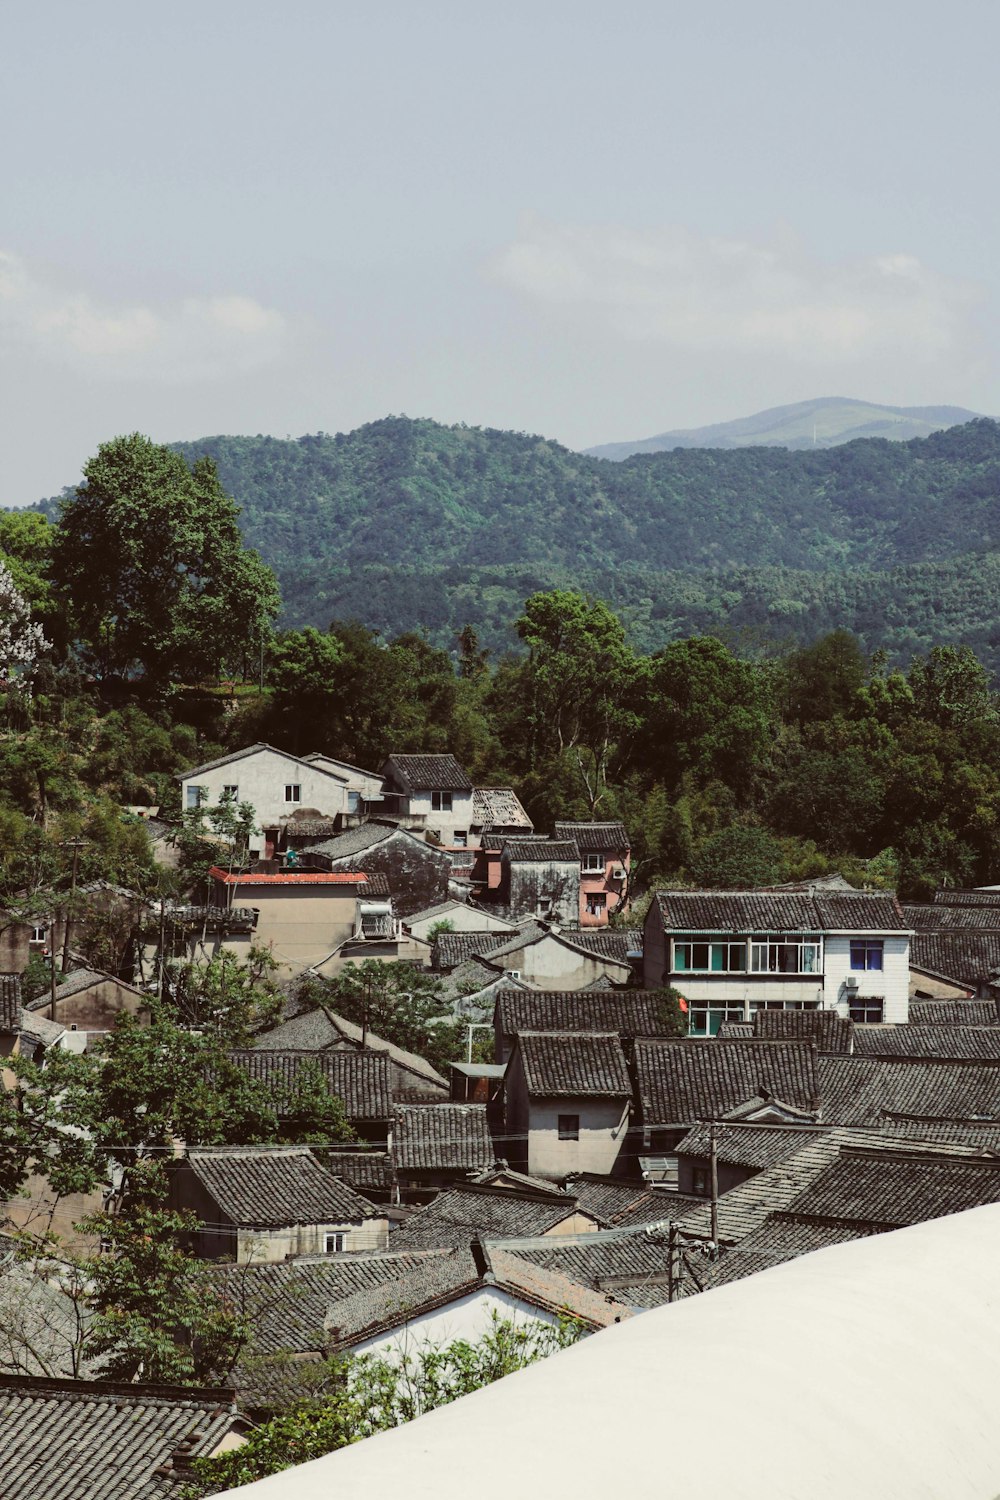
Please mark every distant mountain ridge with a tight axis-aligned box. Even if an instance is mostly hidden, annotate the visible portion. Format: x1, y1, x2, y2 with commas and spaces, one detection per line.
584, 396, 984, 460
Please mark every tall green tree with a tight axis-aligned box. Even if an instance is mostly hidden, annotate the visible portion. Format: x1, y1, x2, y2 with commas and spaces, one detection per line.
51, 435, 280, 686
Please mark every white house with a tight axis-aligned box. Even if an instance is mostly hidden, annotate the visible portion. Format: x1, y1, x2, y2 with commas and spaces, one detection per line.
644, 889, 912, 1033
380, 754, 475, 849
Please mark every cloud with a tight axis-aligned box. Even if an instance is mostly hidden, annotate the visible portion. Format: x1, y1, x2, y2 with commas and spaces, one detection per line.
488, 223, 976, 364
0, 252, 287, 381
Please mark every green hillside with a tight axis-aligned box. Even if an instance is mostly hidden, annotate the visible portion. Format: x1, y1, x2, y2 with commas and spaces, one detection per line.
585, 396, 983, 460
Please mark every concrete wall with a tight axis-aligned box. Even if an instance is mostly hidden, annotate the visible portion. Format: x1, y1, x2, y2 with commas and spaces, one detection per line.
399, 788, 475, 847
49, 976, 150, 1033
205, 881, 360, 975
407, 905, 516, 940
826, 933, 910, 1023
500, 933, 629, 991
181, 749, 348, 855
503, 859, 580, 925
235, 1217, 389, 1265
505, 1047, 627, 1179
316, 832, 451, 918
348, 1285, 561, 1362
578, 853, 631, 927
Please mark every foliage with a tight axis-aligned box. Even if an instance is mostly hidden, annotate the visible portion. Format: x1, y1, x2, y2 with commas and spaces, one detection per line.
0, 1049, 106, 1227
296, 960, 462, 1074
165, 947, 283, 1046
183, 1313, 584, 1494
0, 558, 47, 690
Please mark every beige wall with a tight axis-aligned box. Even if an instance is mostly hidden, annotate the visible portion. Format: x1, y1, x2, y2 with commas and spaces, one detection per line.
506, 934, 630, 990
505, 1046, 628, 1180
235, 1217, 389, 1264
51, 977, 150, 1033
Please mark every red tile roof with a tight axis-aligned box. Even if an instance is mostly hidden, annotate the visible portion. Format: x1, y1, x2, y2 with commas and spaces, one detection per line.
209, 866, 369, 886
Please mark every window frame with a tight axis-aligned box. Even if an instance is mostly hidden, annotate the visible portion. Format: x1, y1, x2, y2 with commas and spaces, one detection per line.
431, 790, 453, 812
749, 938, 822, 975
581, 852, 604, 874
284, 784, 301, 804
222, 783, 239, 801
324, 1231, 347, 1253
673, 939, 748, 974
849, 997, 885, 1024
185, 784, 207, 811
585, 892, 608, 917
849, 939, 884, 972
558, 1114, 580, 1141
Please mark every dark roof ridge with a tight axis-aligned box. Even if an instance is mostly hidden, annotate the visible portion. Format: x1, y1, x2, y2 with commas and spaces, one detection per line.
0, 1371, 236, 1403
442, 1181, 579, 1207
835, 1143, 1000, 1165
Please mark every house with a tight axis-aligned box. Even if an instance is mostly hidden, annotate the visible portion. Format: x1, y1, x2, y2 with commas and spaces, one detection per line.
503, 1032, 633, 1180
554, 822, 631, 927
324, 1240, 631, 1362
644, 889, 912, 1032
391, 1182, 599, 1248
473, 923, 634, 992
752, 1007, 854, 1053
471, 787, 533, 843
0, 1374, 243, 1499
909, 998, 1000, 1024
197, 864, 392, 976
816, 1053, 1000, 1127
300, 752, 386, 811
178, 743, 369, 858
253, 1006, 448, 1098
450, 1061, 506, 1103
493, 988, 683, 1065
226, 1049, 393, 1144
306, 820, 454, 918
171, 1145, 388, 1264
21, 967, 150, 1045
392, 1102, 497, 1199
907, 931, 1000, 998
497, 840, 581, 924
405, 898, 518, 942
380, 754, 475, 851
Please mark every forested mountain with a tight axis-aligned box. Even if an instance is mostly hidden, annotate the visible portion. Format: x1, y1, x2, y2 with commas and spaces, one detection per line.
37, 414, 1000, 664
585, 396, 983, 459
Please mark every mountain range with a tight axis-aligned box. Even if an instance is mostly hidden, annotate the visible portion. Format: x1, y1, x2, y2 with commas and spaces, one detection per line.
584, 397, 984, 460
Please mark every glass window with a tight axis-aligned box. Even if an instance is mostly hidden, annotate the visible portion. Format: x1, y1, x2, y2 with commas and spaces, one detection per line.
324, 1232, 347, 1253
185, 785, 206, 810
849, 997, 884, 1024
582, 853, 604, 873
750, 938, 823, 974
285, 784, 301, 803
222, 784, 239, 800
585, 893, 607, 916
558, 1114, 580, 1141
850, 940, 884, 971
432, 791, 453, 812
452, 830, 468, 848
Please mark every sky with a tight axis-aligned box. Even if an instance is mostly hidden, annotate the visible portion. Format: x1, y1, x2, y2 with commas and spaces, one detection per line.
2, 0, 999, 504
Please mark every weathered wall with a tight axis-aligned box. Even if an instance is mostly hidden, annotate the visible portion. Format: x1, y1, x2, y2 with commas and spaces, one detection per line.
503, 860, 580, 925
320, 833, 451, 918
235, 1217, 389, 1264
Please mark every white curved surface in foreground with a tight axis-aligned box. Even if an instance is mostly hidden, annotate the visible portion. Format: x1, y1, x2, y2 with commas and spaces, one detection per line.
211, 1203, 1000, 1500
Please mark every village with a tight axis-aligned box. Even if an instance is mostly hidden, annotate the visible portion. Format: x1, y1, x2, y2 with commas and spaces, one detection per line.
6, 740, 1000, 1494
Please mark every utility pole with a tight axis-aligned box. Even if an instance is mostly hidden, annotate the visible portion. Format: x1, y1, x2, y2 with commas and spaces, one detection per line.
60, 837, 86, 976
667, 1222, 678, 1303
709, 1120, 719, 1248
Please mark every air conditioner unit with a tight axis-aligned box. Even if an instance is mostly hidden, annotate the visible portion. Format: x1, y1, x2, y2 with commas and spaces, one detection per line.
845, 975, 859, 990
611, 866, 626, 881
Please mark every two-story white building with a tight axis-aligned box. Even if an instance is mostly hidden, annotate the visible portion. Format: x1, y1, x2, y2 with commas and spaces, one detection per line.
643, 889, 912, 1034
178, 743, 383, 858
380, 753, 475, 849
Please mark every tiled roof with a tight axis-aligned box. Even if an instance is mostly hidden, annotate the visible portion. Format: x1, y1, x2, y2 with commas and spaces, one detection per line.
503, 839, 580, 862
909, 933, 1000, 989
488, 1223, 683, 1289
515, 1032, 631, 1098
184, 1146, 376, 1227
674, 1122, 825, 1173
909, 999, 999, 1025
717, 1021, 755, 1040
385, 754, 472, 792
281, 818, 340, 838
306, 821, 400, 859
0, 1248, 97, 1378
432, 931, 509, 971
699, 1214, 873, 1291
495, 989, 680, 1039
391, 1186, 580, 1249
0, 1373, 239, 1499
209, 866, 371, 886
16, 1010, 65, 1050
227, 1049, 392, 1120
0, 974, 22, 1031
319, 1151, 393, 1192
179, 741, 313, 780
904, 903, 1000, 931
653, 889, 907, 934
474, 922, 546, 963
817, 1055, 1000, 1126
753, 1010, 853, 1053
201, 1251, 449, 1356
934, 888, 1000, 907
252, 1008, 446, 1091
485, 1249, 633, 1329
877, 1117, 1000, 1150
392, 1103, 496, 1173
554, 822, 630, 851
562, 1174, 678, 1229
473, 788, 533, 828
632, 1039, 820, 1126
785, 1146, 1000, 1227
853, 1026, 1000, 1060
481, 832, 549, 852
560, 929, 643, 961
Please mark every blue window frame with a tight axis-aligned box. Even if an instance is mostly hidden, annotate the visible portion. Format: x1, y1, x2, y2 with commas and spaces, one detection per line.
850, 940, 884, 971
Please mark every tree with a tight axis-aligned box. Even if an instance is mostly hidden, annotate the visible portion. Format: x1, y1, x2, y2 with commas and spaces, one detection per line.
165, 947, 283, 1046
690, 825, 785, 888
0, 558, 47, 691
298, 961, 461, 1074
50, 434, 280, 686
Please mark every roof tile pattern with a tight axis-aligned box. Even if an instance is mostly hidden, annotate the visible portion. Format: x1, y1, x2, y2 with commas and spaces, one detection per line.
905, 903, 1000, 931
185, 1147, 376, 1227
432, 931, 509, 970
495, 989, 679, 1039
554, 822, 630, 851
934, 889, 1000, 907
392, 1103, 495, 1172
674, 1123, 824, 1172
909, 999, 999, 1025
654, 889, 906, 933
391, 1186, 578, 1248
516, 1032, 632, 1097
753, 1010, 853, 1053
633, 1039, 820, 1125
503, 840, 580, 863
560, 930, 643, 961
910, 933, 1000, 988
0, 973, 22, 1031
853, 1026, 1000, 1060
817, 1055, 1000, 1125
473, 788, 532, 828
227, 1049, 392, 1120
785, 1147, 1000, 1228
385, 755, 472, 792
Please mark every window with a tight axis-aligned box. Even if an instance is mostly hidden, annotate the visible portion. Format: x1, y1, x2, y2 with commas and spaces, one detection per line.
582, 853, 604, 874
749, 939, 822, 974
222, 784, 239, 801
452, 830, 468, 848
558, 1114, 580, 1141
537, 897, 553, 915
431, 790, 453, 812
674, 941, 747, 973
585, 892, 607, 916
849, 997, 884, 1024
850, 940, 884, 971
285, 784, 301, 803
185, 784, 207, 810
30, 925, 47, 945
324, 1231, 347, 1253
687, 1001, 747, 1036
692, 1166, 710, 1197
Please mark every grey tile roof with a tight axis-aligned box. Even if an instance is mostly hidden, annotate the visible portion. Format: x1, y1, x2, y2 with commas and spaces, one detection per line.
653, 889, 907, 934
384, 754, 472, 792
486, 1222, 684, 1289
319, 1151, 393, 1192
852, 1026, 1000, 1060
934, 888, 1000, 907
909, 999, 999, 1025
481, 832, 549, 852
910, 932, 1000, 988
0, 1249, 96, 1379
252, 1007, 447, 1091
0, 974, 22, 1031
473, 788, 532, 828
817, 1055, 1000, 1126
785, 1145, 1000, 1228
560, 929, 643, 961
432, 931, 509, 970
554, 822, 630, 851
877, 1117, 1000, 1149
305, 821, 398, 859
392, 1103, 496, 1173
674, 1122, 826, 1173
495, 989, 680, 1039
633, 1039, 820, 1126
752, 1009, 854, 1053
516, 1032, 631, 1098
503, 839, 580, 862
391, 1186, 580, 1248
699, 1214, 873, 1291
484, 1249, 634, 1328
474, 922, 547, 963
561, 1174, 677, 1229
716, 1021, 755, 1039
227, 1049, 392, 1120
904, 903, 1000, 930
184, 1146, 377, 1227
325, 1247, 482, 1347
0, 1374, 239, 1499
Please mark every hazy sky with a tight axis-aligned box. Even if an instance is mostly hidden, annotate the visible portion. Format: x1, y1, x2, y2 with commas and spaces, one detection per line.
3, 0, 999, 503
